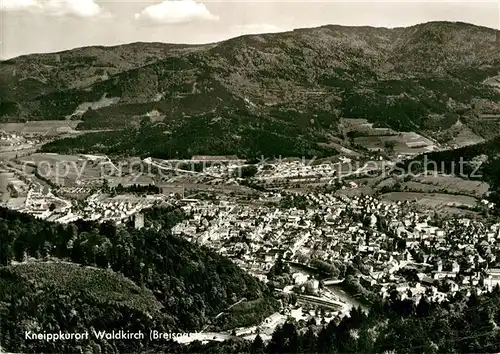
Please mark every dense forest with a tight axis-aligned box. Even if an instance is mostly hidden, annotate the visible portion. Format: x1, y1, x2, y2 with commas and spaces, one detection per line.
166, 287, 500, 353
3, 22, 500, 159
5, 202, 500, 353
40, 109, 337, 160
0, 207, 278, 353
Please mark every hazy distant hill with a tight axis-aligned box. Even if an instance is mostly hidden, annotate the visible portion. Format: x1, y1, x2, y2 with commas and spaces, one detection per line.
2, 21, 500, 158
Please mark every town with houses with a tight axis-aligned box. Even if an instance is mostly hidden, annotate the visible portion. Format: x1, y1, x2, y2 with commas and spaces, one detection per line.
3, 11, 500, 354
173, 191, 500, 306
0, 129, 499, 341
0, 138, 500, 334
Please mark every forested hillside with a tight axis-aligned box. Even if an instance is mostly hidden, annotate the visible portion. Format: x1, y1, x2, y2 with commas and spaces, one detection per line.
166, 288, 500, 353
2, 21, 500, 158
0, 207, 278, 353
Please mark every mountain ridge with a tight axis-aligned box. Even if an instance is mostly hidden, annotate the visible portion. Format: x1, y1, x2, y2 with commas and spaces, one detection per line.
2, 21, 500, 158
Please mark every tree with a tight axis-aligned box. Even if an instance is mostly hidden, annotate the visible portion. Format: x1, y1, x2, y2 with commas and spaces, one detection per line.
267, 321, 299, 353
384, 140, 396, 153
240, 165, 258, 178
0, 243, 13, 265
102, 178, 109, 192
416, 297, 431, 317
250, 334, 265, 354
0, 206, 280, 352
301, 327, 317, 353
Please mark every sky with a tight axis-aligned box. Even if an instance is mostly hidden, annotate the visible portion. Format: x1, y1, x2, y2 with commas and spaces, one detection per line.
0, 0, 499, 59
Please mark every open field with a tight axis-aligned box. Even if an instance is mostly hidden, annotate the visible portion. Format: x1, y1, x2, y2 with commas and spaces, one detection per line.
317, 142, 361, 157
380, 192, 478, 208
18, 153, 102, 186
0, 120, 81, 134
412, 175, 489, 197
335, 186, 375, 197
0, 147, 40, 160
377, 174, 489, 198
19, 152, 85, 164
342, 118, 395, 134
342, 118, 437, 154
342, 118, 370, 126
67, 95, 120, 119
354, 132, 436, 154
400, 181, 445, 193
446, 123, 486, 148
